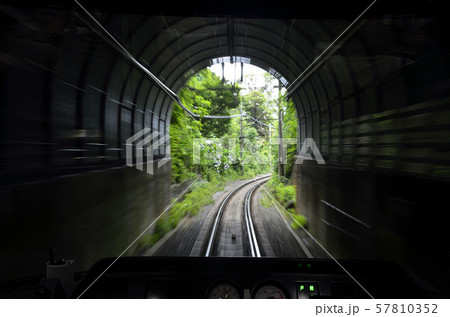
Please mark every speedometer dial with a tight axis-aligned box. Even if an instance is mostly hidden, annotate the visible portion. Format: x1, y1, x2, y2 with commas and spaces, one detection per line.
207, 282, 241, 299
253, 285, 286, 299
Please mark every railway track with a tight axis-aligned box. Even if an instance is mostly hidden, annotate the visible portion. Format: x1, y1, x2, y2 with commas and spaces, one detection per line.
204, 175, 270, 257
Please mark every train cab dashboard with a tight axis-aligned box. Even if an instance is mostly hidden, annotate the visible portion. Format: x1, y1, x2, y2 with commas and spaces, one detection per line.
70, 256, 438, 299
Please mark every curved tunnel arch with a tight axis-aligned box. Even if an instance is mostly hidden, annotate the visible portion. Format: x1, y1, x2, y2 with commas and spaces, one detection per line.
38, 10, 441, 176
101, 15, 372, 143
97, 15, 355, 146
2, 1, 450, 294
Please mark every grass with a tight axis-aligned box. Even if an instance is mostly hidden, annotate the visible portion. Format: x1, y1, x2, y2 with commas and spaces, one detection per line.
260, 174, 307, 229
137, 178, 222, 252
288, 209, 307, 229
137, 167, 270, 253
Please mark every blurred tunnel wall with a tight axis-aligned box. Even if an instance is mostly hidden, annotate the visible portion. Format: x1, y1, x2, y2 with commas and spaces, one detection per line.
293, 18, 450, 294
1, 1, 449, 292
0, 165, 170, 279
0, 6, 172, 278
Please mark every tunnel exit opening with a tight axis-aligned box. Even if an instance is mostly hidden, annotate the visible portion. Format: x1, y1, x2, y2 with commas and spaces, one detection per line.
168, 60, 302, 185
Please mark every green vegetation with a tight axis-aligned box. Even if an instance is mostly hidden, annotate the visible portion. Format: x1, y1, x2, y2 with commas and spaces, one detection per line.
169, 94, 201, 183
281, 97, 299, 178
138, 67, 304, 253
171, 68, 274, 182
137, 169, 268, 252
260, 174, 307, 229
138, 179, 222, 249
182, 69, 239, 138
267, 174, 295, 203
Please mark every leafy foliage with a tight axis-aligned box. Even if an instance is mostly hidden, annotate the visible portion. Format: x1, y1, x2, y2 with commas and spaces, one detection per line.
267, 174, 296, 205
142, 67, 301, 252
282, 97, 298, 177
171, 68, 278, 182
260, 174, 307, 229
170, 69, 243, 182
170, 96, 201, 183
185, 69, 239, 138
241, 90, 272, 135
138, 179, 223, 250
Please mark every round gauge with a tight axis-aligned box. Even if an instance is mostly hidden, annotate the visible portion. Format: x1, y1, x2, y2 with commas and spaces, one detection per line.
207, 282, 241, 299
253, 285, 286, 299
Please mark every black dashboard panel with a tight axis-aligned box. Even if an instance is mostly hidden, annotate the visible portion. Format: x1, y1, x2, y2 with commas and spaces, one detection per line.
72, 257, 434, 299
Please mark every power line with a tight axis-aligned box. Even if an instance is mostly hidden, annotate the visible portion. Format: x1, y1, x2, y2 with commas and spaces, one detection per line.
74, 0, 245, 121
286, 0, 377, 98
245, 113, 271, 127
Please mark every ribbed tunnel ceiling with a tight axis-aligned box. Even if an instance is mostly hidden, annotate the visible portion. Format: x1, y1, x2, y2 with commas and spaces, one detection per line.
108, 16, 333, 124
88, 11, 438, 141
1, 0, 447, 179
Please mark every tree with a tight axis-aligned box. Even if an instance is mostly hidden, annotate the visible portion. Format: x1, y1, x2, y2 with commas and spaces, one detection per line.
184, 69, 239, 138
170, 68, 241, 182
281, 96, 298, 178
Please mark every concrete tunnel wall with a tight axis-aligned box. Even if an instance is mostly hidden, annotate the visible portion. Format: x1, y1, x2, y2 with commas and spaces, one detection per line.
0, 8, 173, 278
293, 45, 450, 294
0, 164, 170, 279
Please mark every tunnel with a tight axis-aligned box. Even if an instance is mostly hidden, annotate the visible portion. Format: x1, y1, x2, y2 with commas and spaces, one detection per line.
1, 0, 450, 296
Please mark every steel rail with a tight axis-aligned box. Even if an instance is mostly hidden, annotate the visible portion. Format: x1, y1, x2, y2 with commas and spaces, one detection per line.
204, 175, 270, 257
244, 181, 267, 257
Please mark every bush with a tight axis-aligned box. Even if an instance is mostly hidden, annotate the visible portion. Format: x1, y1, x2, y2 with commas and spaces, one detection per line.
267, 175, 295, 207
137, 177, 225, 251
264, 174, 307, 229
288, 210, 307, 229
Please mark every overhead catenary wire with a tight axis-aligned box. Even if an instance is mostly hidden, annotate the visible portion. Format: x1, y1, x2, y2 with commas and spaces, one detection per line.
245, 113, 271, 127
74, 0, 245, 121
285, 0, 378, 98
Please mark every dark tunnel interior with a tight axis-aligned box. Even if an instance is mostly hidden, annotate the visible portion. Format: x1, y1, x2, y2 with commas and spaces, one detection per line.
1, 0, 450, 298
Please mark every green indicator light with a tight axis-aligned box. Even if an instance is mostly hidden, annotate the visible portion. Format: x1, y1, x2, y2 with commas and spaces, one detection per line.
299, 285, 305, 291
298, 263, 302, 268
306, 263, 311, 268
309, 285, 315, 292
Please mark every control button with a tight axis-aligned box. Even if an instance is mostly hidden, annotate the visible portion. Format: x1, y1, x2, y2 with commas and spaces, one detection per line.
297, 282, 319, 299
